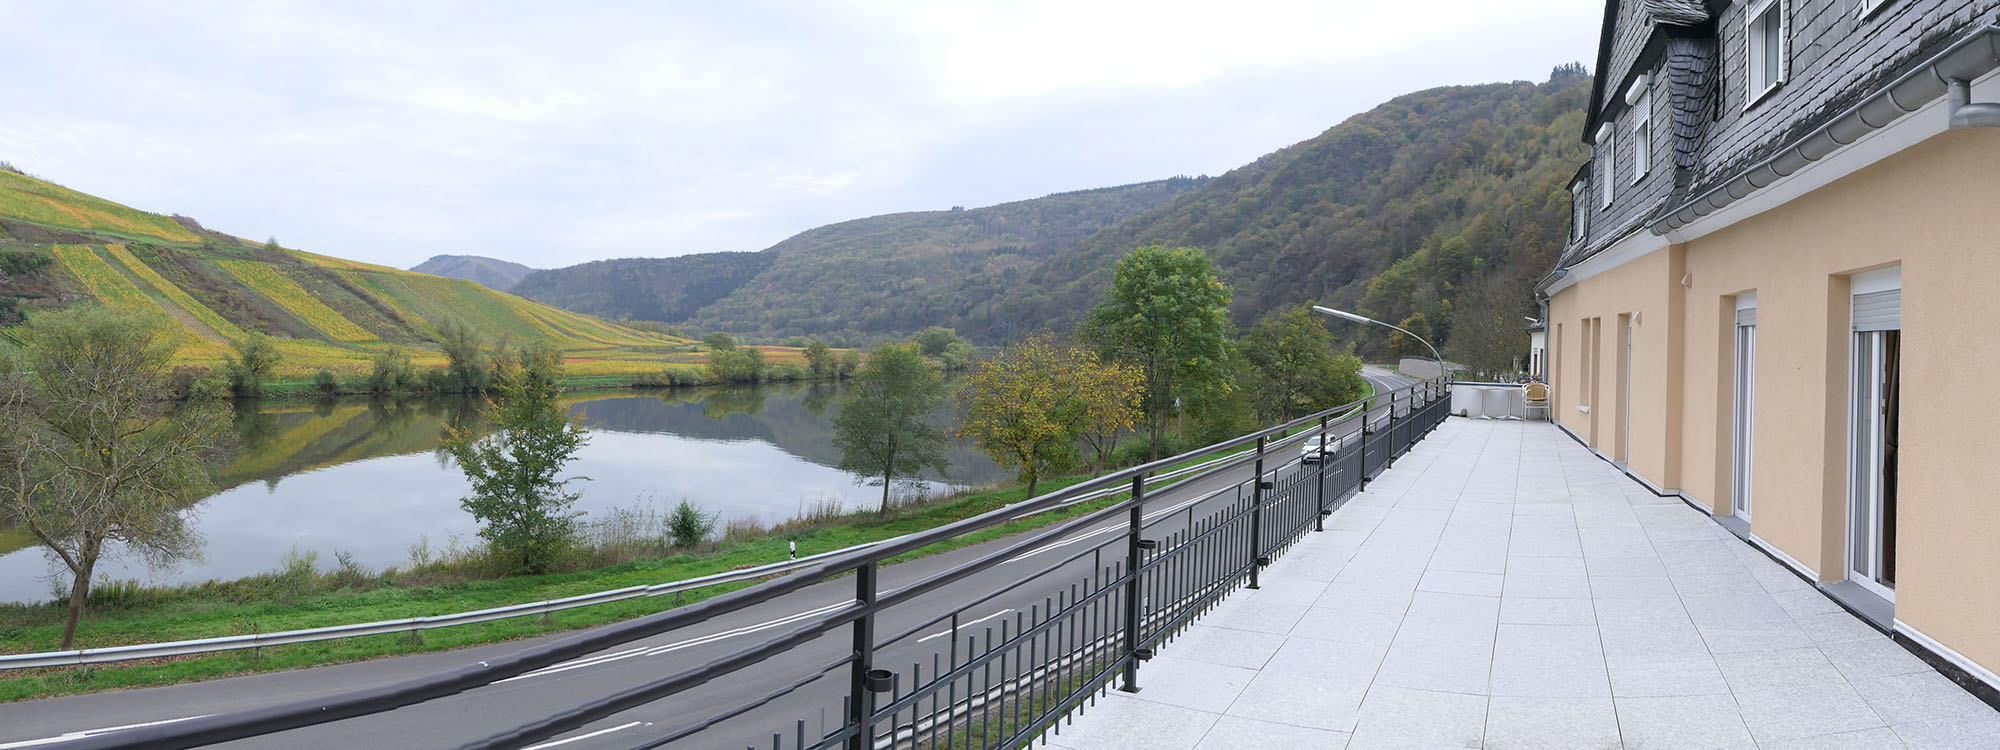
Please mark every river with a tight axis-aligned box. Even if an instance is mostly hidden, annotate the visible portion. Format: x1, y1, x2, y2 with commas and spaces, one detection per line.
0, 383, 1005, 604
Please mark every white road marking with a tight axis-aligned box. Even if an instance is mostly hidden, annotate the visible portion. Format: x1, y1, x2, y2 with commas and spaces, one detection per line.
498, 601, 852, 684
522, 721, 648, 750
0, 714, 209, 749
915, 608, 1013, 643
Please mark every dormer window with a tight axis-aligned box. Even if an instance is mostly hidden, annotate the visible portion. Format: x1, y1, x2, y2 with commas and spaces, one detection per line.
1627, 77, 1652, 183
1746, 0, 1787, 106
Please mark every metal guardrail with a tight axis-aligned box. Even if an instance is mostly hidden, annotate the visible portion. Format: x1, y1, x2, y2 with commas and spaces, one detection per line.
0, 546, 864, 671
63, 380, 1451, 750
0, 404, 1348, 672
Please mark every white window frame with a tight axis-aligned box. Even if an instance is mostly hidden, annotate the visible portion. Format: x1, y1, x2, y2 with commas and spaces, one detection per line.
1857, 0, 1890, 19
1629, 88, 1652, 184
1570, 180, 1587, 240
1746, 0, 1788, 108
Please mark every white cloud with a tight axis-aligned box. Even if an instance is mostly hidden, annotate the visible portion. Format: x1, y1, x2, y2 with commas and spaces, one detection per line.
0, 0, 1601, 268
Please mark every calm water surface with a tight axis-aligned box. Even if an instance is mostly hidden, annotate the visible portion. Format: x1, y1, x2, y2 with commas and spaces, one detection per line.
0, 383, 1004, 604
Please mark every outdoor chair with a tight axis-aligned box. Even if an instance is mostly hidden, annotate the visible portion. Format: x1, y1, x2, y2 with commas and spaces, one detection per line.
1523, 381, 1550, 421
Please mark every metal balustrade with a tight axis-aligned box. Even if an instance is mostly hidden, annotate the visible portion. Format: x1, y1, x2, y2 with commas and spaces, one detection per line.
68, 380, 1452, 750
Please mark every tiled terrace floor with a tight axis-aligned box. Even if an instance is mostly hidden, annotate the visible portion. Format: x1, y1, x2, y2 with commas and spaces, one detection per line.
1048, 419, 2000, 749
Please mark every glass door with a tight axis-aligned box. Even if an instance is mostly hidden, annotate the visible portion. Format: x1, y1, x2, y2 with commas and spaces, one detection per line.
1732, 309, 1756, 520
1848, 288, 1899, 600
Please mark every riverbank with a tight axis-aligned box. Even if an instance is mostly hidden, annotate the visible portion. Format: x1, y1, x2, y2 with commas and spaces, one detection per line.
0, 471, 1120, 702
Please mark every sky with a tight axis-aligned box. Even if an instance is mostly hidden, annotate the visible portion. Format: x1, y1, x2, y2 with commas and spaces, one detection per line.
0, 1, 1602, 270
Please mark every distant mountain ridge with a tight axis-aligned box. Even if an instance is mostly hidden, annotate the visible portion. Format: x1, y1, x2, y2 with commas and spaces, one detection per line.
514, 178, 1206, 342
514, 74, 1590, 350
409, 254, 537, 291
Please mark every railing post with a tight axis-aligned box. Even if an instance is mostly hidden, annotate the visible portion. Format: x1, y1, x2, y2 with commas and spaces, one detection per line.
847, 561, 880, 750
1249, 436, 1267, 589
1119, 475, 1145, 693
1314, 415, 1330, 532
1360, 413, 1374, 491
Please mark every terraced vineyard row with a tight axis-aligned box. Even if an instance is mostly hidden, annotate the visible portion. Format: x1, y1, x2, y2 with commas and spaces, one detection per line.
218, 260, 378, 342
0, 171, 200, 243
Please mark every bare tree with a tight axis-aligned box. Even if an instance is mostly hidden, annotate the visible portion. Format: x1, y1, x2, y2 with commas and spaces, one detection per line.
0, 307, 231, 648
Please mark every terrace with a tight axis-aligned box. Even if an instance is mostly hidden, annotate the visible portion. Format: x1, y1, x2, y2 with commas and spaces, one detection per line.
1046, 419, 2000, 749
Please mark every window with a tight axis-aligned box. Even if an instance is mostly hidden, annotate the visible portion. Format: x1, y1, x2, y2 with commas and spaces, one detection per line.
1596, 123, 1616, 209
1570, 180, 1588, 240
1629, 88, 1652, 183
1858, 0, 1890, 19
1746, 0, 1787, 105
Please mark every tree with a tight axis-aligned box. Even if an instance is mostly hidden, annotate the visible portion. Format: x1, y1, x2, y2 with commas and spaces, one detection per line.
957, 334, 1081, 498
224, 332, 282, 399
703, 332, 737, 352
1389, 313, 1434, 360
708, 346, 767, 383
832, 343, 949, 514
913, 326, 964, 357
437, 319, 493, 393
1241, 307, 1364, 423
444, 344, 590, 574
0, 307, 231, 648
1072, 350, 1144, 474
803, 338, 835, 379
666, 498, 717, 548
1081, 246, 1234, 460
837, 349, 863, 379
1449, 273, 1531, 379
368, 347, 418, 394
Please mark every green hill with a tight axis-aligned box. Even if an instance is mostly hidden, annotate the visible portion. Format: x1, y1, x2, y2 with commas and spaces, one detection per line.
0, 167, 693, 379
515, 178, 1205, 342
1031, 75, 1592, 352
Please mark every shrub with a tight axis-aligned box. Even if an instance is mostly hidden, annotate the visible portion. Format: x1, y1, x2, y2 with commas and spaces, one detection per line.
666, 498, 718, 548
313, 370, 339, 396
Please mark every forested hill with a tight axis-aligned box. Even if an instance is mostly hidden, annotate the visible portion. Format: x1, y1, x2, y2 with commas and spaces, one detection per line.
1030, 73, 1592, 355
408, 254, 537, 291
516, 178, 1205, 343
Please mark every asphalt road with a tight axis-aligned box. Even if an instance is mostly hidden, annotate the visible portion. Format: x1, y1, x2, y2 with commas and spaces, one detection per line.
0, 368, 1425, 750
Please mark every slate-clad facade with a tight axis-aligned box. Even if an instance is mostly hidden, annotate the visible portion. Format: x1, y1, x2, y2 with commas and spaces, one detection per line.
1542, 0, 2000, 705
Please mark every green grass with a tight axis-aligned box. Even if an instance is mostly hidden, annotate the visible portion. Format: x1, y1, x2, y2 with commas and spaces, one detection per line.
0, 472, 1130, 702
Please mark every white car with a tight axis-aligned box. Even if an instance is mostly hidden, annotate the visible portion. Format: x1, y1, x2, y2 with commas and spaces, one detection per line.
1300, 434, 1340, 463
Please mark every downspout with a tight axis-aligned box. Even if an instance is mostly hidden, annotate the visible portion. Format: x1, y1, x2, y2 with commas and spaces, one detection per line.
1949, 77, 2000, 128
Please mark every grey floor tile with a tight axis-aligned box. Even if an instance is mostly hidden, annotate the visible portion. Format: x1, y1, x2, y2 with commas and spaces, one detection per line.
1614, 694, 1758, 749
1498, 596, 1597, 625
1159, 624, 1286, 670
1489, 623, 1610, 698
1346, 686, 1486, 749
1732, 680, 1887, 744
1041, 691, 1220, 750
1766, 727, 1908, 749
1192, 715, 1352, 749
1122, 656, 1262, 713
1588, 574, 1681, 600
1199, 600, 1310, 636
1853, 671, 2000, 725
1416, 569, 1503, 597
1288, 605, 1405, 652
1504, 555, 1586, 576
1889, 712, 2000, 749
1483, 696, 1621, 750
1502, 572, 1592, 599
1224, 667, 1373, 732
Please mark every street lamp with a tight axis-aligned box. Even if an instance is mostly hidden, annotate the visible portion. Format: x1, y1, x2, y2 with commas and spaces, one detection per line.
1311, 305, 1445, 381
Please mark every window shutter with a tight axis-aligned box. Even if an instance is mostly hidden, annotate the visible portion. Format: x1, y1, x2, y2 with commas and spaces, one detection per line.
1736, 307, 1757, 327
1852, 290, 1900, 331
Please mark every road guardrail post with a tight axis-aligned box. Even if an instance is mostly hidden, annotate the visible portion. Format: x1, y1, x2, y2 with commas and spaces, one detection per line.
847, 561, 880, 750
1119, 475, 1145, 694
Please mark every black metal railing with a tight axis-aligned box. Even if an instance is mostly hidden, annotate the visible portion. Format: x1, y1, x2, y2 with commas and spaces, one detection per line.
72, 380, 1452, 750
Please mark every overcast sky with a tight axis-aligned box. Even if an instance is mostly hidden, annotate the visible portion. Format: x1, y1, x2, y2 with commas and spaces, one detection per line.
0, 1, 1601, 270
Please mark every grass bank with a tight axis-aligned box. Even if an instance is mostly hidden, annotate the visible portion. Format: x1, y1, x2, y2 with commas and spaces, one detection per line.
0, 472, 1133, 702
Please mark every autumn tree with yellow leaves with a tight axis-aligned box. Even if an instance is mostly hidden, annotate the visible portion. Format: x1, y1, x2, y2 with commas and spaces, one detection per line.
958, 333, 1142, 498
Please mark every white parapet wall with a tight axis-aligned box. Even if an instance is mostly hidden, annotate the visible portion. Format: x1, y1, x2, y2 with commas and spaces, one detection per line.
1449, 382, 1526, 420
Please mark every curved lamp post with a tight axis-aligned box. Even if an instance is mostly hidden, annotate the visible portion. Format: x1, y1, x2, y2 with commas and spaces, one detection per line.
1311, 305, 1446, 381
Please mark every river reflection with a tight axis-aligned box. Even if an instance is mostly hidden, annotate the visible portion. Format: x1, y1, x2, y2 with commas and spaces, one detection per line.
0, 383, 1004, 603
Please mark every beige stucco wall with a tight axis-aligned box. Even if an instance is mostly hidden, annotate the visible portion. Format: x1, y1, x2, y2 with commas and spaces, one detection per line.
1550, 128, 2000, 678
1548, 247, 1677, 486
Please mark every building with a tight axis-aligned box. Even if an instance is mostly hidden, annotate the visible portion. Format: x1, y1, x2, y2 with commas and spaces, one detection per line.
1540, 0, 2000, 701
